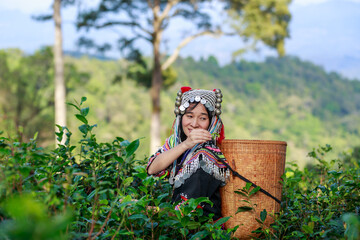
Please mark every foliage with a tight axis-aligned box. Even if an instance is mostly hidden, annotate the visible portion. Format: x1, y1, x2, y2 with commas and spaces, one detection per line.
1, 98, 360, 239
227, 0, 291, 56
74, 0, 292, 151
225, 145, 360, 239
119, 56, 177, 90
174, 55, 360, 165
0, 195, 72, 240
0, 47, 54, 141
2, 49, 360, 164
0, 48, 89, 145
75, 0, 291, 58
262, 145, 359, 239
0, 98, 235, 239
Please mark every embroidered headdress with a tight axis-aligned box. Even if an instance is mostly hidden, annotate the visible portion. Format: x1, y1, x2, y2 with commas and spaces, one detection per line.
174, 86, 223, 116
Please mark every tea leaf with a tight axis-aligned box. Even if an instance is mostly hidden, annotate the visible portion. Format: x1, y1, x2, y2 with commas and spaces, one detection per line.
75, 114, 88, 124
236, 206, 253, 214
126, 139, 139, 158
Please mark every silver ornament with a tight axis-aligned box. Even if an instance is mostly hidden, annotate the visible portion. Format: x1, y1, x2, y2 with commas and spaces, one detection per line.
195, 96, 201, 102
184, 102, 189, 108
215, 109, 221, 115
176, 96, 181, 101
179, 105, 185, 111
215, 103, 221, 109
201, 99, 207, 104
216, 98, 222, 103
174, 108, 180, 115
175, 101, 181, 107
177, 91, 183, 96
216, 93, 223, 98
215, 89, 221, 93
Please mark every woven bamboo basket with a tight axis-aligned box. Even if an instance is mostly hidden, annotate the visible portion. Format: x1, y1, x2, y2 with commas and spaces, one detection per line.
219, 139, 287, 239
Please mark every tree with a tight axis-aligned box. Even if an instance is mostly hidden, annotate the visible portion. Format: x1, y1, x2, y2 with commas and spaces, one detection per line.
53, 0, 67, 145
0, 48, 54, 142
76, 0, 291, 153
0, 48, 89, 144
33, 0, 78, 145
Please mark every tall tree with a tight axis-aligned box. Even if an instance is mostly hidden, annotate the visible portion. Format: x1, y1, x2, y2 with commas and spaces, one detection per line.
53, 0, 67, 145
34, 0, 78, 145
76, 0, 291, 153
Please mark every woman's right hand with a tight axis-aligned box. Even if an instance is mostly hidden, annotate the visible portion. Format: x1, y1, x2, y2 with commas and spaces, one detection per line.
183, 129, 212, 149
147, 130, 212, 175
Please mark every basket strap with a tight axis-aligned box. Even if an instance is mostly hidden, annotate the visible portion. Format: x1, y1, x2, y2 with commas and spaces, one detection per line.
217, 157, 281, 204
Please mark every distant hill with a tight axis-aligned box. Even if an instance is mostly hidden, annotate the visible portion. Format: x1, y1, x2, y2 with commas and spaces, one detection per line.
3, 48, 358, 167
64, 50, 116, 61
63, 53, 360, 167
168, 56, 360, 165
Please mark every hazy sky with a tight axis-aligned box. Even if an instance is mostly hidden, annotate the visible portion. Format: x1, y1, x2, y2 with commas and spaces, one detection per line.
1, 0, 359, 80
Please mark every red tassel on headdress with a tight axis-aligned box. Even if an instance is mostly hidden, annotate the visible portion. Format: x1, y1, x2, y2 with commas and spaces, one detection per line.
218, 125, 225, 144
181, 86, 192, 93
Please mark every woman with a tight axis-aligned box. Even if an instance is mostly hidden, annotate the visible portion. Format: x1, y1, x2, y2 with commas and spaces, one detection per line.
147, 87, 229, 220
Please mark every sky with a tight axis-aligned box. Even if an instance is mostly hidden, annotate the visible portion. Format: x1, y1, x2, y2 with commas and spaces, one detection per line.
0, 0, 360, 80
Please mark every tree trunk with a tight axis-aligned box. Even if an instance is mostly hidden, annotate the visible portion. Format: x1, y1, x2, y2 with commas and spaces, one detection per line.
53, 0, 66, 145
150, 37, 163, 153
150, 2, 163, 154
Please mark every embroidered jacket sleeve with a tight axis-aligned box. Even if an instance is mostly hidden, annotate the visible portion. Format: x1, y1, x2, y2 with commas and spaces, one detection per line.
147, 135, 174, 178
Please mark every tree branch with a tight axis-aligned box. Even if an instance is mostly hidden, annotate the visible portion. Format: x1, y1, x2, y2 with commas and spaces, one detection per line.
94, 20, 152, 36
162, 29, 228, 71
159, 0, 180, 23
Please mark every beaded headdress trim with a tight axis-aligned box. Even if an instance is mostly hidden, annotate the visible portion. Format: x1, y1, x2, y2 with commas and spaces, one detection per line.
174, 87, 223, 116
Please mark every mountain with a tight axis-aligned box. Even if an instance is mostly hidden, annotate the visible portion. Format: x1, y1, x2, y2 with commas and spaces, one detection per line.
170, 56, 360, 166
50, 54, 360, 167
1, 48, 359, 167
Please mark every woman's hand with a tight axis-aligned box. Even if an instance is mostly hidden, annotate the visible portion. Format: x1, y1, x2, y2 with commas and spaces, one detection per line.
183, 129, 212, 149
147, 130, 211, 175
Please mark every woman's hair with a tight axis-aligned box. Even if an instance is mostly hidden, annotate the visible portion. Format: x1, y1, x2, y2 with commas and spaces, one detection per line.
179, 102, 212, 141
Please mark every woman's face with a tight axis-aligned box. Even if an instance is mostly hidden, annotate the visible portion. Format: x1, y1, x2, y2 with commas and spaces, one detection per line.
182, 103, 210, 137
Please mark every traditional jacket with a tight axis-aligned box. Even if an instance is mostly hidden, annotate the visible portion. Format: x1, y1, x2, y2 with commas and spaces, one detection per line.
147, 135, 230, 219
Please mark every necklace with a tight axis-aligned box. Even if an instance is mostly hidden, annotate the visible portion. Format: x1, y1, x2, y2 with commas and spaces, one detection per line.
169, 149, 191, 185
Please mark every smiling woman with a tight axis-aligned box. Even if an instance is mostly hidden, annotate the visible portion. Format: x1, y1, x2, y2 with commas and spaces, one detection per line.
147, 87, 230, 221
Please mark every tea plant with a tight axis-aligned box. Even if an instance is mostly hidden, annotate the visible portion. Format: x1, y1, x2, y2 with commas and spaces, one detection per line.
250, 145, 360, 239
0, 97, 359, 239
0, 97, 234, 240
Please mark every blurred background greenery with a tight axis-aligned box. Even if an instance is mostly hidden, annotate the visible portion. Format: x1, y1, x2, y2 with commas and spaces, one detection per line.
1, 47, 359, 167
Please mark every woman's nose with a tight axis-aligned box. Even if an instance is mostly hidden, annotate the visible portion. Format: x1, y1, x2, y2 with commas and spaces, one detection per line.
191, 118, 199, 127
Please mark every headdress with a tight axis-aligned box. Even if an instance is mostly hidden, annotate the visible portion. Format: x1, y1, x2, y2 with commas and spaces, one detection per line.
174, 86, 223, 116
171, 86, 225, 145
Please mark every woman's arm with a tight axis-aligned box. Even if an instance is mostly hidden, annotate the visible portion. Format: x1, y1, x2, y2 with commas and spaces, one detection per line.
147, 129, 212, 175
147, 142, 188, 175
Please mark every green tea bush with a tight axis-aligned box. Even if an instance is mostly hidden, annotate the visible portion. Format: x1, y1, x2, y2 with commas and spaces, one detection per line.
0, 97, 233, 240
0, 98, 359, 239
256, 145, 360, 239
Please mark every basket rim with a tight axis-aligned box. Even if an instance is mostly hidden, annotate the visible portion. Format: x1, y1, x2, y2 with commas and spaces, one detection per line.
221, 139, 287, 146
